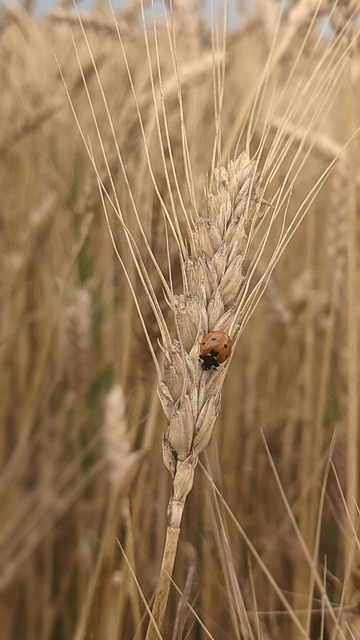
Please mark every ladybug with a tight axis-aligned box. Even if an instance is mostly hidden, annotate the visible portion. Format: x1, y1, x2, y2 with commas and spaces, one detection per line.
199, 330, 232, 370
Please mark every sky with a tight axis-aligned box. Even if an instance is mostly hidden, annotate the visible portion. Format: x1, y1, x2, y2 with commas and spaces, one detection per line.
1, 0, 245, 23
0, 0, 245, 19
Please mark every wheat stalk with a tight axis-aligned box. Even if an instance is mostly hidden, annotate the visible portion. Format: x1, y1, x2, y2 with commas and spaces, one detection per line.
145, 153, 263, 637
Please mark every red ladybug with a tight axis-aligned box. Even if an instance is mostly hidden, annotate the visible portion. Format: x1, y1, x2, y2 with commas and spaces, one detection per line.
199, 331, 232, 370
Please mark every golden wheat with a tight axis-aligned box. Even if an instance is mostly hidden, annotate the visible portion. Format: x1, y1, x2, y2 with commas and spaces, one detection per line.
1, 1, 360, 639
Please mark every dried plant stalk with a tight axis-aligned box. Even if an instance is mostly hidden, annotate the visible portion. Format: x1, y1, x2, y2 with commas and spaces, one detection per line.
145, 152, 262, 638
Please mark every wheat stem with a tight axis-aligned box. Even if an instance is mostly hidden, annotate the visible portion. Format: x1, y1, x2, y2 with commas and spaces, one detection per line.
143, 153, 263, 635
145, 526, 181, 640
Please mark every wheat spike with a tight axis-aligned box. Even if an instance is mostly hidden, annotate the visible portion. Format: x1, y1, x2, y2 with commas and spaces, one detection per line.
66, 289, 91, 399
103, 384, 144, 492
158, 153, 262, 527
328, 156, 348, 284
144, 153, 262, 639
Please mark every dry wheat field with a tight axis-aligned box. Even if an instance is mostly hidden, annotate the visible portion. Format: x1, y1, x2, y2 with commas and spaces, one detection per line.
1, 0, 360, 638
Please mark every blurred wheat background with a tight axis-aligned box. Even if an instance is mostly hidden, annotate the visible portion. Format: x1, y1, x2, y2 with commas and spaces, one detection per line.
1, 0, 360, 638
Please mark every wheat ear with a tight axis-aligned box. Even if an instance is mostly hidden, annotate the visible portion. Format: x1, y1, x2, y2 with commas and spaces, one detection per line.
145, 152, 262, 638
